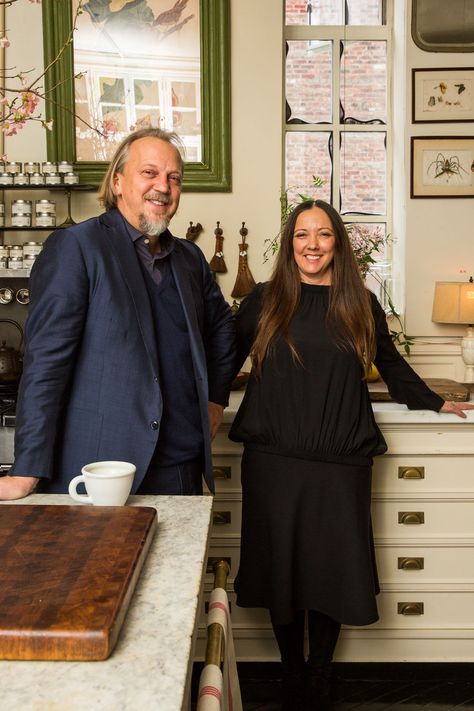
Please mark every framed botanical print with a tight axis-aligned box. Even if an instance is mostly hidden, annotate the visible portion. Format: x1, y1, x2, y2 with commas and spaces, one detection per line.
412, 68, 474, 123
411, 136, 474, 198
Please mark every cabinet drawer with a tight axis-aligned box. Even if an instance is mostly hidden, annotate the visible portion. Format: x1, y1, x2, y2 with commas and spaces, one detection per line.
372, 455, 474, 494
372, 500, 474, 538
209, 455, 242, 493
210, 498, 242, 536
371, 591, 474, 628
375, 546, 474, 584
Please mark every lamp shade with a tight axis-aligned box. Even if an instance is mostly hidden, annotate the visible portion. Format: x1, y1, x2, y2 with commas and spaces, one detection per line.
432, 281, 474, 325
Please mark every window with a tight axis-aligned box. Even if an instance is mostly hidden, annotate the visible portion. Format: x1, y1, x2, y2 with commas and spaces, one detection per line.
284, 0, 392, 306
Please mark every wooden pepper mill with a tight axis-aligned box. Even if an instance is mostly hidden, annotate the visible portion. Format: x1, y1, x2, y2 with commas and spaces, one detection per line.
231, 222, 256, 298
209, 221, 227, 273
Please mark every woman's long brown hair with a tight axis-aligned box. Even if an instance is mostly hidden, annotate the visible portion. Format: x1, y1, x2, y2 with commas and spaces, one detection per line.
251, 200, 376, 376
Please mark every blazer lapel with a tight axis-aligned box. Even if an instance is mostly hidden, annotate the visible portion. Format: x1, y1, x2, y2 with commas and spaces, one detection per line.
100, 210, 158, 370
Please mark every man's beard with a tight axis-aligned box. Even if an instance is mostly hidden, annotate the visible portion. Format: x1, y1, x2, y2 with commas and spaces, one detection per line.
139, 213, 170, 237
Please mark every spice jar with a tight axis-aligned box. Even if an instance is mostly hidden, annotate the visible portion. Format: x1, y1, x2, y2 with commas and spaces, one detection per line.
29, 172, 45, 186
0, 173, 14, 186
41, 161, 58, 174
11, 199, 32, 228
8, 255, 24, 270
23, 241, 43, 258
23, 161, 40, 175
57, 160, 73, 174
44, 172, 61, 185
35, 212, 56, 228
5, 161, 22, 174
63, 172, 80, 185
13, 172, 30, 186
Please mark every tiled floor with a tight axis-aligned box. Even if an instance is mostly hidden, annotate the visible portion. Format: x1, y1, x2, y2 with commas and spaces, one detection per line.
191, 662, 474, 709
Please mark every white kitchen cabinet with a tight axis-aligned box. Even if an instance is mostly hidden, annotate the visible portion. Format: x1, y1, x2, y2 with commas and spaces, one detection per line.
196, 394, 474, 662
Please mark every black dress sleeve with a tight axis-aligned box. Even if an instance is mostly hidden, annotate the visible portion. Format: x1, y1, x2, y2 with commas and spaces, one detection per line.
371, 293, 444, 411
234, 283, 265, 376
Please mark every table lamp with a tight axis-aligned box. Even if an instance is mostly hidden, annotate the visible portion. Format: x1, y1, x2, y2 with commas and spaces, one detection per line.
432, 277, 474, 383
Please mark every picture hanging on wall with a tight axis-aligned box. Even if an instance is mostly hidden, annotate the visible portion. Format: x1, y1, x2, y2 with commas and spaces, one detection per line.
412, 68, 474, 123
410, 137, 474, 198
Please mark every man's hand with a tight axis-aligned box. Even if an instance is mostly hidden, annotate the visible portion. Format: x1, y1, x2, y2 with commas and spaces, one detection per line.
0, 475, 39, 501
208, 401, 224, 440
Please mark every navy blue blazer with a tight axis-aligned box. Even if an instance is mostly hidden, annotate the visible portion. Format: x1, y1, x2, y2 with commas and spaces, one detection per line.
10, 209, 236, 494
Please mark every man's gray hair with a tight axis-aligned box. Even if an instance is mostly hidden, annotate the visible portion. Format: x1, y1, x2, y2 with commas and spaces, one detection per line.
98, 127, 185, 210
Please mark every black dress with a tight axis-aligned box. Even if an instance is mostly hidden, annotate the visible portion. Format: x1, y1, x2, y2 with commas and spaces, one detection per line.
229, 283, 443, 626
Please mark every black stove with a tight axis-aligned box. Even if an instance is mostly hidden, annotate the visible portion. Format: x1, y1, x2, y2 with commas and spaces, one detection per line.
0, 396, 16, 426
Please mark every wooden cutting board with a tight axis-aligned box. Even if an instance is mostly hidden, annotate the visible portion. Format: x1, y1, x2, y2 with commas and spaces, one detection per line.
0, 504, 157, 661
368, 377, 470, 402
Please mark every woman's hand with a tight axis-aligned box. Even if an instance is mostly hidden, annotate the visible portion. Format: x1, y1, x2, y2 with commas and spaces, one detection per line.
440, 400, 474, 419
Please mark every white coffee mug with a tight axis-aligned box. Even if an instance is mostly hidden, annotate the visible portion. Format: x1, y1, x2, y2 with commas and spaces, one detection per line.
68, 461, 136, 506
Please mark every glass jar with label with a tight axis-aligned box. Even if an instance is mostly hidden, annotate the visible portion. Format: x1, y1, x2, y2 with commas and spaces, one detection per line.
63, 172, 80, 185
29, 172, 45, 186
13, 172, 30, 186
24, 161, 40, 175
23, 242, 43, 258
0, 203, 4, 228
0, 245, 9, 259
0, 173, 14, 186
35, 212, 56, 228
9, 245, 23, 257
41, 161, 58, 174
44, 172, 62, 186
35, 199, 55, 215
5, 161, 22, 175
8, 255, 24, 270
11, 200, 32, 227
57, 161, 74, 174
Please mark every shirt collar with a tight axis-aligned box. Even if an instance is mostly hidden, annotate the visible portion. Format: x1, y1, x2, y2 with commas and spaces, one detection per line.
121, 213, 176, 258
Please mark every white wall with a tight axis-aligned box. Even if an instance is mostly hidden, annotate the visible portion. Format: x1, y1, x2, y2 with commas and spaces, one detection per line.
3, 0, 473, 378
3, 0, 282, 303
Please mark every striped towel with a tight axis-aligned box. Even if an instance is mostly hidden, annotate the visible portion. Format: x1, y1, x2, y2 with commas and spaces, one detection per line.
197, 587, 242, 711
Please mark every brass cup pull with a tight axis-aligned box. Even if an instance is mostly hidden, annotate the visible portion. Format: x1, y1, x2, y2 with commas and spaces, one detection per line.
212, 511, 231, 525
213, 465, 231, 479
398, 602, 424, 615
398, 511, 424, 525
398, 466, 425, 479
398, 557, 424, 570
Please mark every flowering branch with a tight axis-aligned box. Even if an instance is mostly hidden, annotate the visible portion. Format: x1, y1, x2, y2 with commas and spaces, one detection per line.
0, 0, 104, 144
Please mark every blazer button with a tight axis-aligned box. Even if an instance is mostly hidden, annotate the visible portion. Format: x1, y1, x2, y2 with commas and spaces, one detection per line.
151, 420, 159, 430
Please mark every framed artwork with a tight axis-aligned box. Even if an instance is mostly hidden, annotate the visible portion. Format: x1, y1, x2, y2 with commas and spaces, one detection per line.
410, 137, 474, 199
412, 68, 474, 123
42, 0, 231, 191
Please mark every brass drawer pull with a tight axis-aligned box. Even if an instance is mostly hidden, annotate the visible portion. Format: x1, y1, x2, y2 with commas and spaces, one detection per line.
213, 465, 232, 479
398, 511, 424, 525
398, 602, 424, 615
398, 466, 424, 479
207, 556, 231, 574
398, 557, 424, 570
212, 511, 231, 525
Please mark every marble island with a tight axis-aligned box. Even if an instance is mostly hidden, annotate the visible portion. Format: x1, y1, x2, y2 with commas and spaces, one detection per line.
0, 494, 213, 711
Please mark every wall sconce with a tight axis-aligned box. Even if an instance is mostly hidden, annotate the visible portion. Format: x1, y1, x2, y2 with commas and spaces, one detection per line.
432, 277, 474, 383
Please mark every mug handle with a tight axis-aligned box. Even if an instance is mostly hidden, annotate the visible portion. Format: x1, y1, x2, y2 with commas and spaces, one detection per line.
68, 475, 93, 504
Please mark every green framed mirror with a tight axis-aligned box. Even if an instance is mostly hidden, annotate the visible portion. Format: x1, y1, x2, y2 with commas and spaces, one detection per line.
42, 0, 231, 191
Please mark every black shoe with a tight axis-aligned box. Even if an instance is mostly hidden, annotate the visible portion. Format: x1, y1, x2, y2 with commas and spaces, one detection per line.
280, 664, 306, 711
304, 663, 333, 710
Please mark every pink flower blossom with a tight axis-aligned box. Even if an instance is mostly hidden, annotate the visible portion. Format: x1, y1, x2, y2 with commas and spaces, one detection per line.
0, 36, 10, 49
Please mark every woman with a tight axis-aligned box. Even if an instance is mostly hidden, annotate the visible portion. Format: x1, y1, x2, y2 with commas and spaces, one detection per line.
229, 200, 473, 710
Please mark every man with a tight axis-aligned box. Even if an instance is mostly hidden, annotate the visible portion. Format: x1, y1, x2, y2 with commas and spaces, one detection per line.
0, 128, 235, 500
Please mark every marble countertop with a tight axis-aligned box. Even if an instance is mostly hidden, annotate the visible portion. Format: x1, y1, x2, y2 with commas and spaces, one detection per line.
224, 390, 474, 425
0, 494, 213, 711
